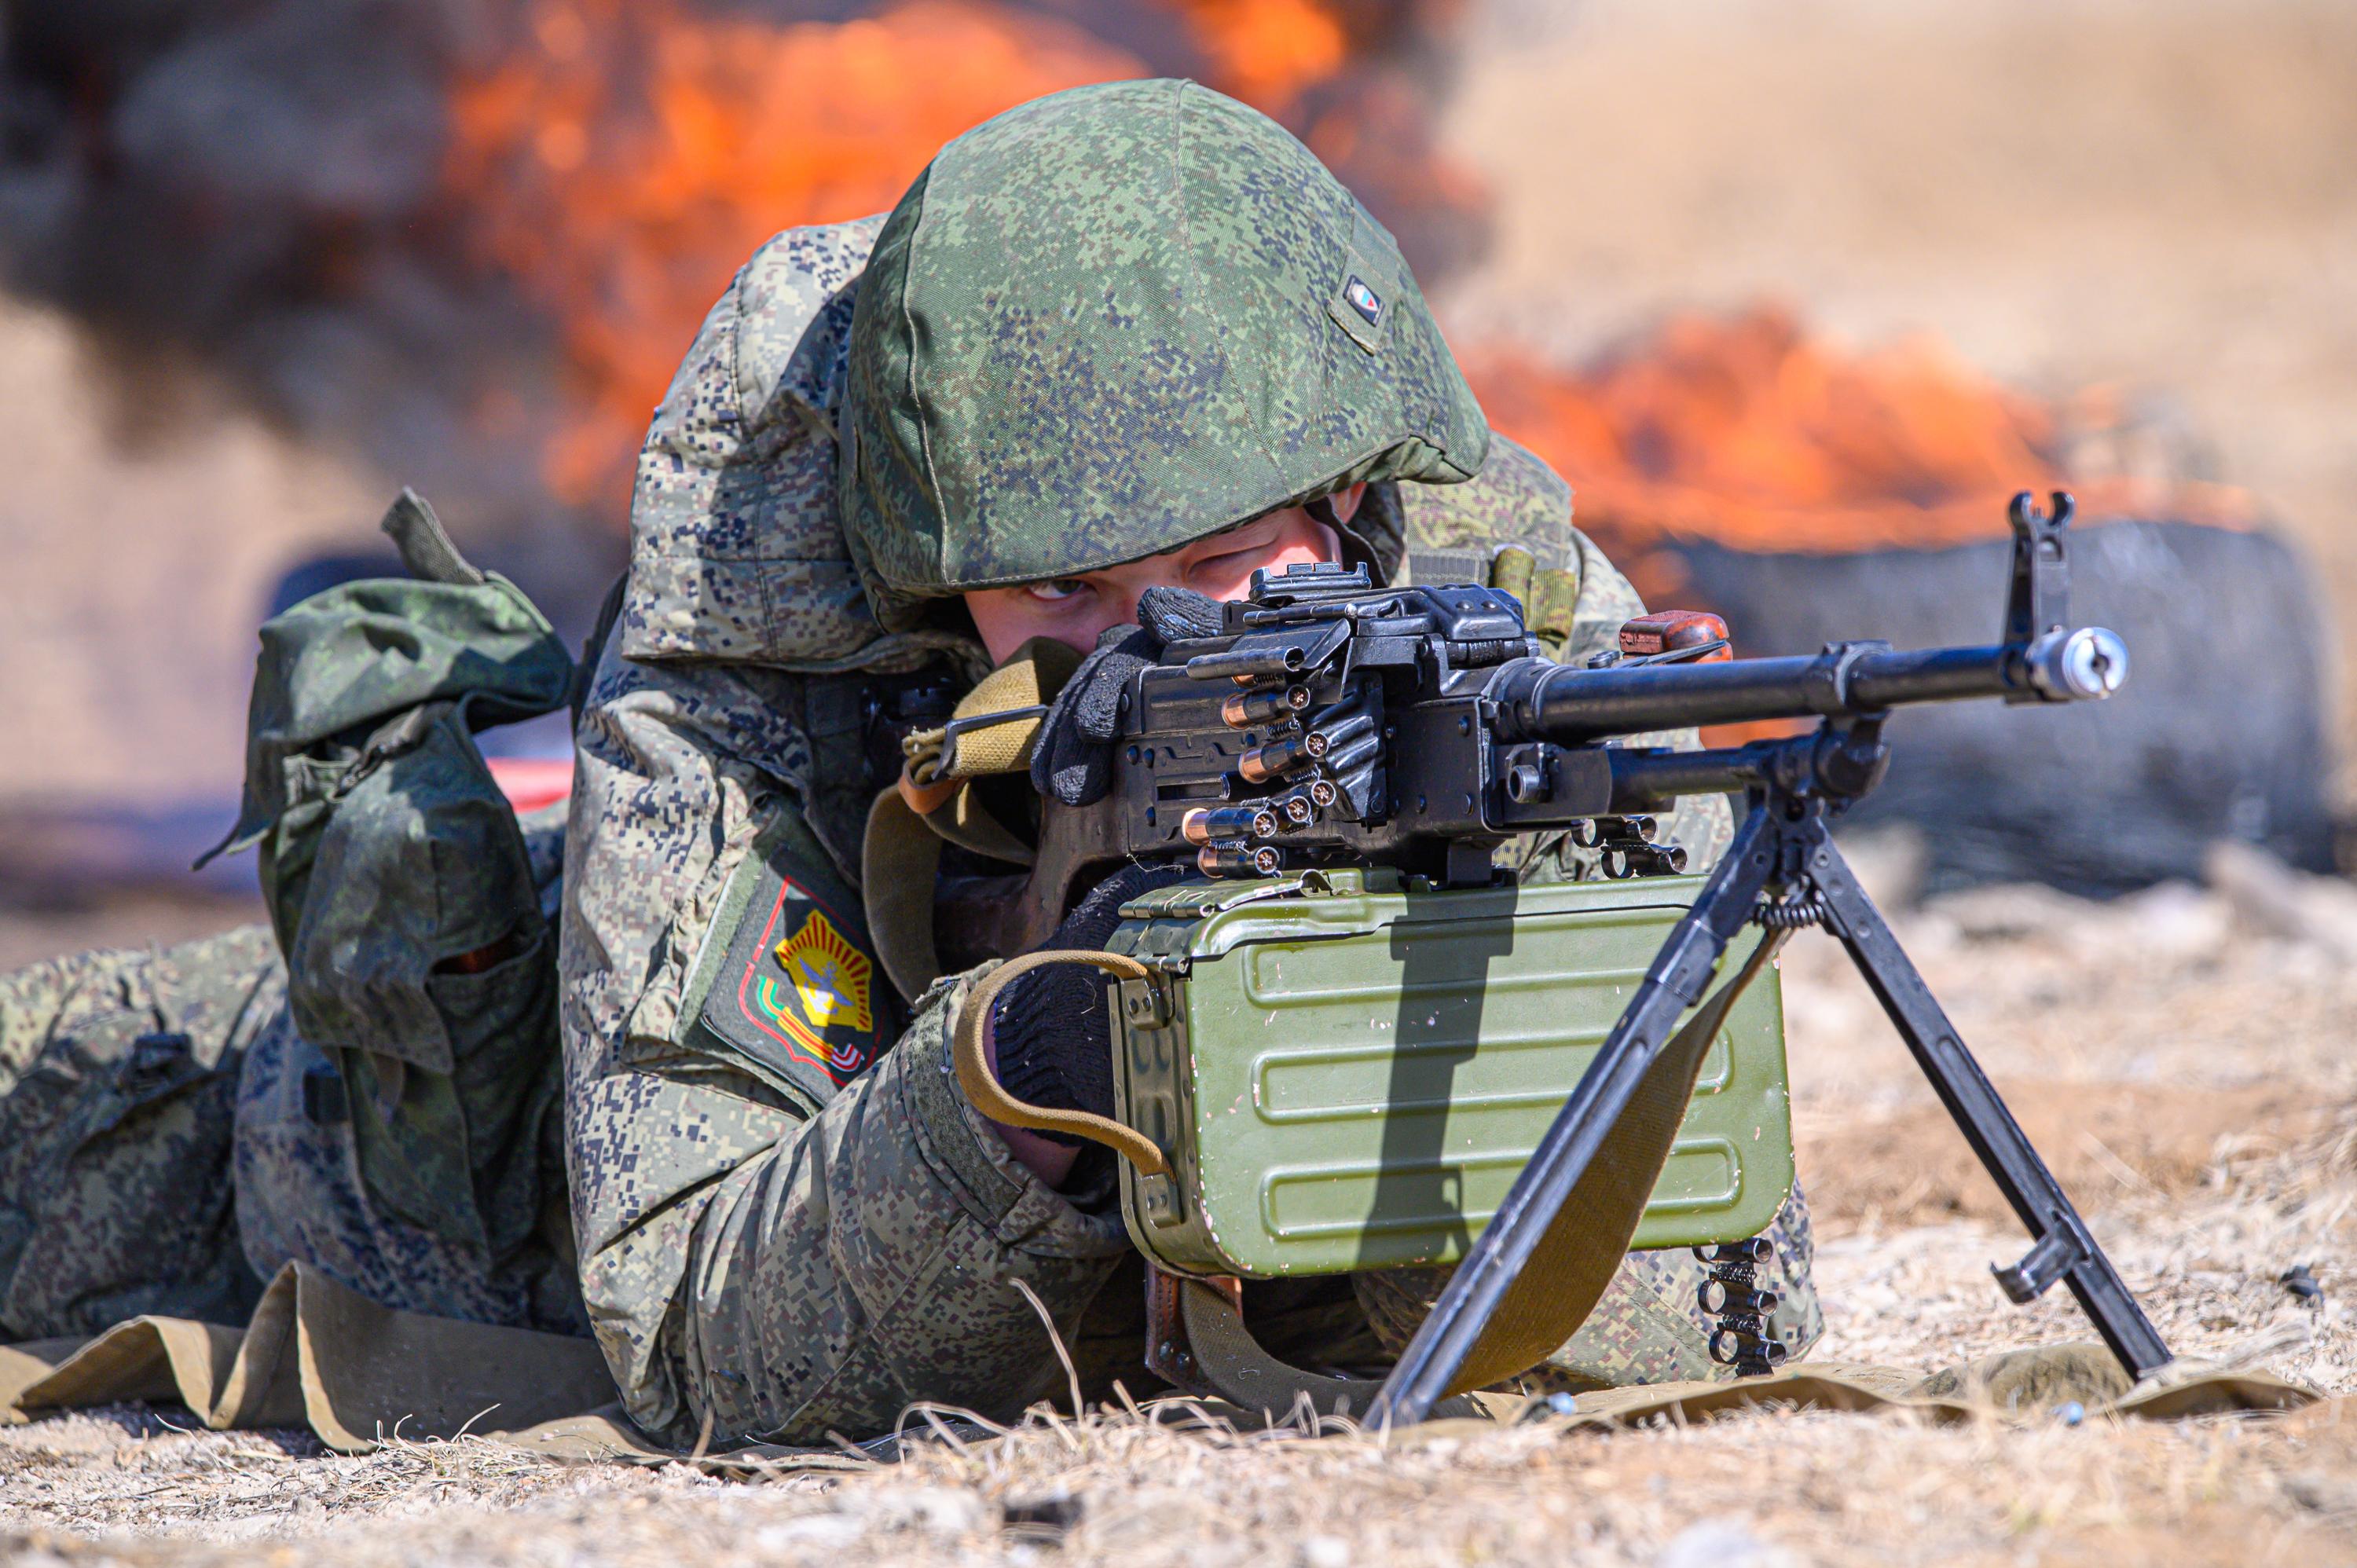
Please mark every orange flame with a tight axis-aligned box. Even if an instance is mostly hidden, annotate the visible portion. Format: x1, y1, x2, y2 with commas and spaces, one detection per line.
1464, 305, 2254, 745
1178, 0, 1350, 115
445, 8, 2229, 570
446, 0, 1144, 503
1467, 305, 2251, 586
444, 0, 1376, 507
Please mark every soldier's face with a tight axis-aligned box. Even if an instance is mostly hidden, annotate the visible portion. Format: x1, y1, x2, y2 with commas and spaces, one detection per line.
964, 484, 1363, 665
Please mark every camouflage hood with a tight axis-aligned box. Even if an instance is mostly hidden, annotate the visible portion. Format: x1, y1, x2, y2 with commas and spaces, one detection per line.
838, 79, 1490, 629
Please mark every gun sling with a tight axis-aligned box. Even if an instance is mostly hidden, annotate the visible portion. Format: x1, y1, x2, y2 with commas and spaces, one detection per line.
863, 636, 1078, 1004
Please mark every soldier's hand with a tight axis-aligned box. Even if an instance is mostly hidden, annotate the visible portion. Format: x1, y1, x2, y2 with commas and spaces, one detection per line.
988, 860, 1189, 1140
1029, 587, 1222, 806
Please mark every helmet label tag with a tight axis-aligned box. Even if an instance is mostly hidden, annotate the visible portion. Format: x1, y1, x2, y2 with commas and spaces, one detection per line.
1324, 204, 1398, 355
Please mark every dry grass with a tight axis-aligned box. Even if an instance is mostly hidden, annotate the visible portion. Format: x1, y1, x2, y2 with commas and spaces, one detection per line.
4, 1384, 2352, 1567
5, 867, 2355, 1565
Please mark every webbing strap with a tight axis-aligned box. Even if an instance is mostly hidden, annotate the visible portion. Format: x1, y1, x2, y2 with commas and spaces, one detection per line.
1402, 544, 1581, 659
1171, 1276, 1483, 1423
899, 636, 1079, 790
862, 788, 946, 1007
863, 637, 1080, 1002
1440, 926, 1789, 1394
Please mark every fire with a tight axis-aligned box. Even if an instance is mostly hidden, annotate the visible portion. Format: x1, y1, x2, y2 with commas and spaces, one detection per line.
1178, 0, 1350, 115
1464, 306, 2255, 746
444, 9, 2234, 572
1466, 306, 2252, 595
444, 0, 1381, 507
446, 0, 1142, 503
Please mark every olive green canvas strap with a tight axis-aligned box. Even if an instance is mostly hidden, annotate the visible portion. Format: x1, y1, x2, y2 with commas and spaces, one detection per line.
862, 637, 1080, 1004
379, 488, 487, 588
1169, 1274, 1486, 1423
897, 635, 1080, 799
1441, 925, 1790, 1394
862, 787, 948, 1008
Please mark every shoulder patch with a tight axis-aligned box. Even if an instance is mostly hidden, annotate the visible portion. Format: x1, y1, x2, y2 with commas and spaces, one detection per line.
681, 831, 897, 1112
725, 881, 880, 1092
765, 908, 876, 1050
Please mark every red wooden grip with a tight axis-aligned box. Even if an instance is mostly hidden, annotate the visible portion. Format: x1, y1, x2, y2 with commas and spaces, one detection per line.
1618, 610, 1732, 660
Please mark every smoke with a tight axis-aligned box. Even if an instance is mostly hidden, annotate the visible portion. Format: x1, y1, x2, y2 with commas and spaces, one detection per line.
0, 0, 1484, 624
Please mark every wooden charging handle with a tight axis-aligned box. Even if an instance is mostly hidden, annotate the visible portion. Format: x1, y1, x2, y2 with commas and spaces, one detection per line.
1619, 610, 1732, 660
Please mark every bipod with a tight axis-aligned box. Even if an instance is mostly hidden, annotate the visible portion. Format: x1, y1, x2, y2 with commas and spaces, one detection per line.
1372, 728, 2174, 1426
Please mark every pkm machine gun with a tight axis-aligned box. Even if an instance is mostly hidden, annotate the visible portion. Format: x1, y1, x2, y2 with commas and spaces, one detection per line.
1000, 493, 2165, 1420
1081, 496, 2124, 894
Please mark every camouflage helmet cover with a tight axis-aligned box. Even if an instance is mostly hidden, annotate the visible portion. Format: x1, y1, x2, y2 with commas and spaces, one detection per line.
839, 79, 1490, 628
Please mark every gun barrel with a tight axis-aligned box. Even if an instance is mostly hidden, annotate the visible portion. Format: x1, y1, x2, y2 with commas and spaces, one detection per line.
1494, 627, 2127, 743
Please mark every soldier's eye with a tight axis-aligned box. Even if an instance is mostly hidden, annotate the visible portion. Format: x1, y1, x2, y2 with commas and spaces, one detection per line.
1025, 580, 1088, 603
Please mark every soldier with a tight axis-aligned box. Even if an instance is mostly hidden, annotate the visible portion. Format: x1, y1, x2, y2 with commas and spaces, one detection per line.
0, 79, 1817, 1445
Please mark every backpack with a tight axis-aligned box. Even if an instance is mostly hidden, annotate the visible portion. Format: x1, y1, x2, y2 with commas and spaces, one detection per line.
200, 490, 587, 1324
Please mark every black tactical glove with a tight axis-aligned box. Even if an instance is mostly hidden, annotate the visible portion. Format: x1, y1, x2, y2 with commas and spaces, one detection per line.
1028, 586, 1224, 807
990, 859, 1189, 1141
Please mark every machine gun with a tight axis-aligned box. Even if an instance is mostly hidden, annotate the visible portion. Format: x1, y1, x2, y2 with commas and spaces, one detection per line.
1058, 496, 2124, 892
989, 492, 2169, 1419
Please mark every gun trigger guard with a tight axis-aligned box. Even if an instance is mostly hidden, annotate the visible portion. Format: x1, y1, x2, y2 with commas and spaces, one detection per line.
953, 948, 1170, 1177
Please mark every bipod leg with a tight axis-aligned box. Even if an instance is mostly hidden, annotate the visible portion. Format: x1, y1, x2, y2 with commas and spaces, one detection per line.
1371, 804, 1783, 1427
1798, 822, 2174, 1379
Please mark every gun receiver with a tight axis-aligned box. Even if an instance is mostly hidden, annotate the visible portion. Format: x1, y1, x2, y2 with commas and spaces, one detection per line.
1080, 492, 2125, 892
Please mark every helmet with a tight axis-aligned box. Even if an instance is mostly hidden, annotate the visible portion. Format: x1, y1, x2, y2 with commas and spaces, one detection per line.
839, 78, 1489, 629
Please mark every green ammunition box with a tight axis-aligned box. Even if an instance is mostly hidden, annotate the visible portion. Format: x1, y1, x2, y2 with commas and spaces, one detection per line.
1104, 869, 1793, 1280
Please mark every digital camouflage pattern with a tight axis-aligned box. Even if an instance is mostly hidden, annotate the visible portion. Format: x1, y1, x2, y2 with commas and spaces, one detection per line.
619, 213, 912, 671
0, 928, 276, 1337
232, 779, 584, 1336
0, 805, 584, 1343
0, 552, 587, 1343
225, 561, 582, 1334
565, 634, 1141, 1445
840, 79, 1488, 628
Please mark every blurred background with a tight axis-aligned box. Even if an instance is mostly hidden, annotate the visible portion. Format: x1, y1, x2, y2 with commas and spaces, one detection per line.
2, 0, 2352, 959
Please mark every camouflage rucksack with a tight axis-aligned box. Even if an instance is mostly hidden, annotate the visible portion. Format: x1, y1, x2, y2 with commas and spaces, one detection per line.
199, 490, 587, 1327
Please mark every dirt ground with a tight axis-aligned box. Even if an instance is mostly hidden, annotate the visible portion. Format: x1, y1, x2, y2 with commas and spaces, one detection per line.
4, 840, 2352, 1566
